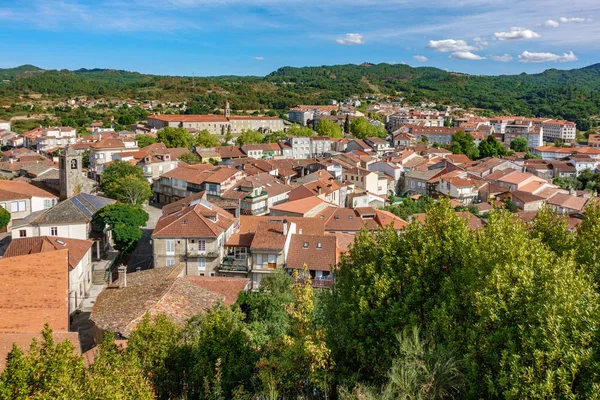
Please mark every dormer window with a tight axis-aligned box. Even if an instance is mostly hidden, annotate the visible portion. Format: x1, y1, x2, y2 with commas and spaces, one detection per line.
303, 242, 309, 248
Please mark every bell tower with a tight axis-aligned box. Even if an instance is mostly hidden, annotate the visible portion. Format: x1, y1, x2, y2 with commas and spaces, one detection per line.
59, 144, 83, 199
224, 100, 231, 118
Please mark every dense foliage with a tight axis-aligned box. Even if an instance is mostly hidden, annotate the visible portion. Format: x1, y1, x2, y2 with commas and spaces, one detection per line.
0, 207, 10, 229
3, 62, 600, 129
101, 161, 152, 205
4, 201, 600, 399
93, 203, 149, 253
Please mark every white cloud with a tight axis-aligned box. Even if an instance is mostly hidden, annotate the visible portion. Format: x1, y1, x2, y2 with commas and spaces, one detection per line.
518, 50, 578, 63
254, 56, 264, 61
544, 19, 560, 28
413, 55, 428, 62
494, 27, 541, 40
491, 54, 513, 62
559, 17, 591, 23
473, 36, 488, 48
426, 39, 476, 52
335, 33, 364, 45
449, 51, 486, 60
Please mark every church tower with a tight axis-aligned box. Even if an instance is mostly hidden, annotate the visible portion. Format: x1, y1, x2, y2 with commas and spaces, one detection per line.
59, 144, 83, 199
224, 100, 231, 118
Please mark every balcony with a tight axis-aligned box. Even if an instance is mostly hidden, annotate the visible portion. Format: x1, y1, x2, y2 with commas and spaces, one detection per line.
187, 251, 219, 258
219, 258, 250, 273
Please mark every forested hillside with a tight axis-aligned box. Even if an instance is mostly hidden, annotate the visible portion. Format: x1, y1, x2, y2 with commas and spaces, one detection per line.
1, 63, 600, 128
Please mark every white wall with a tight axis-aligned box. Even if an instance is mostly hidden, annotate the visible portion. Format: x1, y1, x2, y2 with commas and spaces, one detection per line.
69, 247, 92, 312
38, 223, 88, 240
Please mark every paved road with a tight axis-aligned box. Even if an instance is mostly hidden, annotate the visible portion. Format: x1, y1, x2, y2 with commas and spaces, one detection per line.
127, 204, 162, 272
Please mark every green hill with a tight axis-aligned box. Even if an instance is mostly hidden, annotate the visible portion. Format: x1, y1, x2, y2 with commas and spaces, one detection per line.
1, 62, 600, 128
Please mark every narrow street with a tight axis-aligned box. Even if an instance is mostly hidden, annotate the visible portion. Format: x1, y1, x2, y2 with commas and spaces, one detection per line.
127, 203, 163, 272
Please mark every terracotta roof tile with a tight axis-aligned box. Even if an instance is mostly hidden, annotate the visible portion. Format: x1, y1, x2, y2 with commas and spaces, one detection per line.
0, 180, 57, 200
0, 251, 70, 333
4, 236, 93, 270
286, 235, 337, 271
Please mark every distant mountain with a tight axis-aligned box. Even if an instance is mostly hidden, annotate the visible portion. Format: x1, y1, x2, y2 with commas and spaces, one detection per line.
0, 63, 599, 128
0, 64, 45, 80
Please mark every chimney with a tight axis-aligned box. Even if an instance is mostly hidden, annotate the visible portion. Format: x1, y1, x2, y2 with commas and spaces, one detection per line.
118, 265, 127, 288
282, 219, 288, 236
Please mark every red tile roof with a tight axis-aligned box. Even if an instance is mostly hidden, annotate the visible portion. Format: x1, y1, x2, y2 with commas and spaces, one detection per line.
4, 236, 93, 270
286, 235, 337, 271
0, 180, 57, 200
0, 250, 70, 333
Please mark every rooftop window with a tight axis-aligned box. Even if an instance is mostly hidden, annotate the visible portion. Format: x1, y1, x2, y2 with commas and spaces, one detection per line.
303, 242, 309, 248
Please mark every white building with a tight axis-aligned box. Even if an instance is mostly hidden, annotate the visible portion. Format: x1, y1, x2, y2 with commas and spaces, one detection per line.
542, 120, 577, 143
37, 127, 77, 154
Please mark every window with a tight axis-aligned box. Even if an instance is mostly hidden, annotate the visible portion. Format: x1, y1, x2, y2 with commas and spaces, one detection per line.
267, 254, 277, 269
19, 230, 26, 238
166, 240, 175, 255
256, 254, 263, 266
17, 201, 26, 212
44, 199, 53, 209
50, 227, 58, 236
303, 242, 309, 248
166, 258, 175, 266
197, 258, 206, 271
10, 202, 18, 212
198, 240, 206, 252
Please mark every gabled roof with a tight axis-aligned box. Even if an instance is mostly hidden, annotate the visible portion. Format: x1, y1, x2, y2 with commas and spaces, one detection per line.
286, 235, 337, 271
153, 200, 235, 238
0, 180, 57, 201
32, 193, 115, 225
4, 236, 93, 270
547, 193, 588, 211
269, 196, 327, 216
91, 265, 229, 337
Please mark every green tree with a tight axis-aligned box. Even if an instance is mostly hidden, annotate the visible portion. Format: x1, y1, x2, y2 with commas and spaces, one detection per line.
316, 119, 343, 138
350, 117, 387, 139
93, 204, 149, 253
324, 200, 474, 384
182, 305, 258, 399
0, 207, 10, 230
343, 115, 350, 134
101, 160, 145, 193
346, 327, 464, 400
117, 114, 136, 126
575, 200, 600, 285
503, 198, 519, 213
463, 210, 600, 398
195, 129, 220, 148
127, 314, 183, 399
136, 134, 157, 148
510, 137, 528, 152
105, 174, 153, 205
178, 152, 201, 165
237, 269, 294, 346
263, 131, 286, 143
236, 129, 263, 145
530, 205, 575, 256
287, 124, 316, 137
86, 332, 154, 399
157, 127, 194, 148
450, 131, 479, 159
258, 270, 334, 398
81, 149, 91, 168
0, 324, 85, 399
478, 135, 508, 158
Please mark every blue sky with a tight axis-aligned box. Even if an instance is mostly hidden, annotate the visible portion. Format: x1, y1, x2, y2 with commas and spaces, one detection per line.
0, 0, 599, 77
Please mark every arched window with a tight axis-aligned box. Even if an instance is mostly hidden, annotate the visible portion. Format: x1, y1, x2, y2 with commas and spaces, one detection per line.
70, 159, 78, 169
